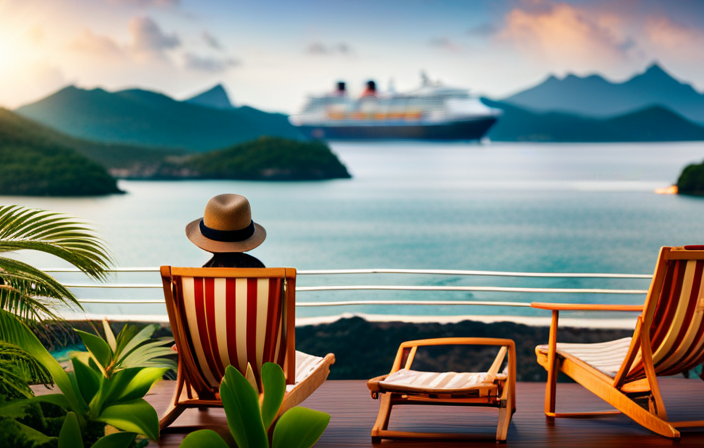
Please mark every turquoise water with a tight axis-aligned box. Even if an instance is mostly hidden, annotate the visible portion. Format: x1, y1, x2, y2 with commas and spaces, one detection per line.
4, 141, 704, 321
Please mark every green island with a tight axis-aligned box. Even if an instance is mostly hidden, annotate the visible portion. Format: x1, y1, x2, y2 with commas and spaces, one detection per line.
677, 160, 704, 195
150, 136, 351, 181
0, 108, 350, 197
0, 109, 121, 196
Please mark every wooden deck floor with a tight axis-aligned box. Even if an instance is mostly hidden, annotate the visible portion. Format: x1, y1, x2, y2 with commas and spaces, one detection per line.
143, 378, 704, 447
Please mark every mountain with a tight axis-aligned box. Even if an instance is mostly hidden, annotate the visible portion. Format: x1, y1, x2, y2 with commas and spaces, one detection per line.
184, 84, 234, 109
0, 108, 121, 196
15, 86, 303, 152
483, 99, 704, 142
502, 63, 704, 123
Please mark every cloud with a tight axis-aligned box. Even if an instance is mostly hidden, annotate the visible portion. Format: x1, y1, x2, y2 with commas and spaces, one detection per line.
466, 23, 497, 37
129, 16, 180, 56
645, 16, 704, 57
69, 29, 124, 57
184, 53, 239, 72
306, 42, 352, 55
496, 1, 636, 71
202, 31, 221, 50
428, 37, 461, 52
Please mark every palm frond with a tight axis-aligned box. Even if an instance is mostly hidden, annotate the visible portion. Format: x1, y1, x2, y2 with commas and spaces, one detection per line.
0, 205, 113, 323
0, 340, 52, 399
0, 205, 113, 280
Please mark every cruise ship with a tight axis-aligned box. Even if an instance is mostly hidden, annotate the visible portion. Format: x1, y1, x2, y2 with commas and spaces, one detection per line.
289, 77, 501, 141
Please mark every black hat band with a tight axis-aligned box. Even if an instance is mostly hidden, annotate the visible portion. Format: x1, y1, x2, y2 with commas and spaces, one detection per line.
200, 219, 255, 242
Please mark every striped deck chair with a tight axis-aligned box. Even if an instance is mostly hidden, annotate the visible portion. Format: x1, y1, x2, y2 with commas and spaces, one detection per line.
158, 266, 335, 430
367, 338, 516, 442
534, 246, 704, 439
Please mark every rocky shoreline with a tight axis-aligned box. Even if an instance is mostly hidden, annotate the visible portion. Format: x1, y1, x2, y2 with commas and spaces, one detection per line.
46, 317, 642, 382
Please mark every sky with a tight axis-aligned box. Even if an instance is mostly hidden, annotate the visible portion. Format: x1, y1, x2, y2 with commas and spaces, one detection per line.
1, 0, 704, 113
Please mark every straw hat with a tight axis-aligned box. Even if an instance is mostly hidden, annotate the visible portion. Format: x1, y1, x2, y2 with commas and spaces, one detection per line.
186, 194, 266, 253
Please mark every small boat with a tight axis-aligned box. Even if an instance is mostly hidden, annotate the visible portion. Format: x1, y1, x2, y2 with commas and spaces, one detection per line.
289, 76, 501, 141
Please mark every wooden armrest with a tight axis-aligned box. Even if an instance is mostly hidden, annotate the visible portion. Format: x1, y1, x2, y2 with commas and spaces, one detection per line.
367, 374, 390, 393
531, 302, 643, 312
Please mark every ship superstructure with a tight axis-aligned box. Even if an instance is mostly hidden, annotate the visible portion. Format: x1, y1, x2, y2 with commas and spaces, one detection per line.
290, 77, 501, 141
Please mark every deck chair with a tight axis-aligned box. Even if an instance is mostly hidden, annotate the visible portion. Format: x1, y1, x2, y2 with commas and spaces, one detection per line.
158, 266, 335, 430
535, 246, 704, 439
367, 338, 516, 442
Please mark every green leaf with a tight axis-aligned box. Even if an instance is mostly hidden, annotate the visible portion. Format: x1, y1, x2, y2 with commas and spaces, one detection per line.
179, 429, 230, 448
220, 365, 268, 448
73, 358, 101, 404
272, 407, 330, 448
31, 393, 71, 410
96, 398, 159, 441
59, 412, 84, 448
91, 368, 141, 414
114, 367, 167, 402
76, 330, 113, 372
103, 319, 117, 352
261, 362, 285, 431
116, 325, 155, 361
0, 310, 86, 414
90, 432, 137, 448
0, 399, 35, 418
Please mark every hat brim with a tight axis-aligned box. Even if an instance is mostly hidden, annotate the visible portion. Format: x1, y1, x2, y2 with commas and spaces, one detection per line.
186, 218, 266, 253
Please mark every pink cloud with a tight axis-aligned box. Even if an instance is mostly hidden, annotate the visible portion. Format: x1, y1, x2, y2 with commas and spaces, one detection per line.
497, 1, 635, 72
645, 16, 704, 57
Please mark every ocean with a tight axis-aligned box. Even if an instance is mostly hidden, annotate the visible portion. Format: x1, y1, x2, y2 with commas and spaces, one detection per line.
4, 141, 704, 325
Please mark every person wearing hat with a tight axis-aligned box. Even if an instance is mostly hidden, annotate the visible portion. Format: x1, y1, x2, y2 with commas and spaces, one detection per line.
186, 194, 266, 268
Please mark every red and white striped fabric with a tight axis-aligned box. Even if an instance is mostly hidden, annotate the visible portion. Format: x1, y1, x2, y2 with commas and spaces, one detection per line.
379, 369, 505, 394
177, 276, 286, 389
538, 259, 704, 381
632, 258, 704, 379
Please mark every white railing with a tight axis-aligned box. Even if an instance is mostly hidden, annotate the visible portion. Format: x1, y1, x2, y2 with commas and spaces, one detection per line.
46, 267, 651, 308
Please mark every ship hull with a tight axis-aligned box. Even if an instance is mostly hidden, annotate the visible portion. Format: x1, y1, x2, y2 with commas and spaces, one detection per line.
296, 117, 498, 141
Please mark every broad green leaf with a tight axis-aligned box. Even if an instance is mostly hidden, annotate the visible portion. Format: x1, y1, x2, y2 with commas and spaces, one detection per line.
261, 362, 285, 431
116, 325, 155, 361
245, 362, 259, 395
91, 368, 141, 413
220, 365, 268, 448
272, 407, 330, 448
179, 429, 230, 448
73, 358, 101, 404
103, 319, 117, 352
113, 325, 141, 359
76, 330, 113, 372
114, 367, 167, 402
0, 310, 86, 414
96, 398, 159, 441
59, 412, 84, 448
31, 393, 71, 410
90, 432, 137, 448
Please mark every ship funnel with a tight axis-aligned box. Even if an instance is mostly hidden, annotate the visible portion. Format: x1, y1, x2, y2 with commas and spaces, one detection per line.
362, 80, 377, 97
336, 81, 346, 94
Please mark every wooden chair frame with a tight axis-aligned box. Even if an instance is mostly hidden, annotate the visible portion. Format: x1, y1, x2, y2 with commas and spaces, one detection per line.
158, 266, 334, 431
367, 337, 516, 443
534, 246, 704, 439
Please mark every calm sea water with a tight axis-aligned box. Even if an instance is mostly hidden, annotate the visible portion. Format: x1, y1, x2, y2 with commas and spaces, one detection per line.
4, 141, 704, 321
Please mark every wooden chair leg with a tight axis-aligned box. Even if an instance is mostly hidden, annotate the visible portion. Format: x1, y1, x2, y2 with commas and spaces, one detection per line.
159, 404, 186, 431
496, 401, 511, 443
371, 393, 393, 443
545, 311, 559, 420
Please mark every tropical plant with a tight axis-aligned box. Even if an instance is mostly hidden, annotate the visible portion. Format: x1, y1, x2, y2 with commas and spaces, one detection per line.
0, 340, 51, 401
59, 412, 137, 448
0, 312, 168, 444
0, 204, 112, 323
179, 363, 330, 448
74, 319, 177, 377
